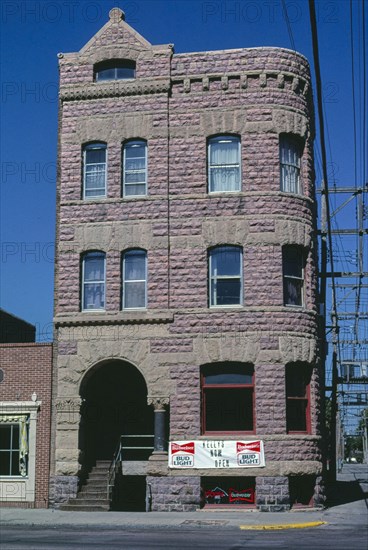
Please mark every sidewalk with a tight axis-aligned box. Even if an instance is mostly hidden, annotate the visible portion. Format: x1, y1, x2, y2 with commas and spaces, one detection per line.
0, 465, 366, 530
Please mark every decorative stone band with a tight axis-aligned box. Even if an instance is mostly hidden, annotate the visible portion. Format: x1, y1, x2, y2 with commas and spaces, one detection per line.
170, 70, 309, 96
54, 311, 174, 327
60, 78, 171, 101
147, 396, 170, 410
59, 71, 309, 102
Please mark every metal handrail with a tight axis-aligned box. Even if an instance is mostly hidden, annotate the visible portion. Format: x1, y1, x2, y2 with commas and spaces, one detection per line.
107, 434, 155, 503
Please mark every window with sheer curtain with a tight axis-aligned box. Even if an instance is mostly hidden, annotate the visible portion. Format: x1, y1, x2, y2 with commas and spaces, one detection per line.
122, 250, 147, 309
83, 143, 107, 199
208, 135, 241, 192
209, 246, 243, 307
283, 246, 304, 307
82, 252, 106, 311
123, 140, 147, 196
280, 135, 302, 194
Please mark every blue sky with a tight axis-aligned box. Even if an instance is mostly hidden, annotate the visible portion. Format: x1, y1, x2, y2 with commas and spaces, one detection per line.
0, 0, 365, 351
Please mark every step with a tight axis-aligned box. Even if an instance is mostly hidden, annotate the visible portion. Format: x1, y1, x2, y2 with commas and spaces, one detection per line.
82, 478, 107, 488
75, 490, 108, 500
68, 497, 110, 506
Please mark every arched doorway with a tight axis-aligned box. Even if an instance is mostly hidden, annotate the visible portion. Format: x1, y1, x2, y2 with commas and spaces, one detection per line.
79, 360, 153, 469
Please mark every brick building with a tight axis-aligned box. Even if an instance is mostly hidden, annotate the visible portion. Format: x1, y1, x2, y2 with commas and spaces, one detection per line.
51, 8, 324, 511
0, 310, 52, 508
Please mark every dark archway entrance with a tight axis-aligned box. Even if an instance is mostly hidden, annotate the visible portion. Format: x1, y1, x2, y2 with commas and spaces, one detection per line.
79, 360, 153, 468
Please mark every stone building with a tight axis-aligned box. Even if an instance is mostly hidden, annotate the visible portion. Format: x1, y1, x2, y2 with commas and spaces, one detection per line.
51, 8, 323, 511
0, 310, 52, 508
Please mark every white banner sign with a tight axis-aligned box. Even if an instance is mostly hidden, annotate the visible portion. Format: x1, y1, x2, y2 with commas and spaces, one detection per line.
168, 440, 265, 469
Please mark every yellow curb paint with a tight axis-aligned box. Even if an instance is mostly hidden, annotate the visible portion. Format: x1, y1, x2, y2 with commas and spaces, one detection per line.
239, 521, 327, 531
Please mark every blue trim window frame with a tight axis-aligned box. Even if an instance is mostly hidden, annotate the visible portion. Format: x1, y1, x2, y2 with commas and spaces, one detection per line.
123, 140, 148, 197
82, 252, 106, 311
83, 143, 107, 199
208, 135, 241, 193
122, 250, 147, 310
280, 135, 302, 194
209, 246, 243, 307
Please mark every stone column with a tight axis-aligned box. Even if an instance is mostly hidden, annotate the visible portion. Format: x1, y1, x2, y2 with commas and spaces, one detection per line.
147, 397, 169, 454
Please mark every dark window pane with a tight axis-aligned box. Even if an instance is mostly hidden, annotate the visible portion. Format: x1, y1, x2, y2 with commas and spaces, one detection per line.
204, 364, 253, 385
215, 279, 241, 305
85, 147, 106, 164
283, 250, 302, 277
116, 66, 135, 79
287, 400, 307, 431
97, 67, 116, 80
12, 425, 19, 449
0, 451, 11, 475
286, 371, 308, 397
0, 425, 11, 448
205, 388, 253, 432
11, 451, 21, 476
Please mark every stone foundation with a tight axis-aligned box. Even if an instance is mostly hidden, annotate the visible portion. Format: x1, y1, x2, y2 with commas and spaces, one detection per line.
147, 475, 201, 511
256, 476, 290, 511
49, 475, 78, 508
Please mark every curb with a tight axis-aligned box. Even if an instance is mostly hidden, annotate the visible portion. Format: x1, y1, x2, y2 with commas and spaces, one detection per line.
239, 521, 327, 530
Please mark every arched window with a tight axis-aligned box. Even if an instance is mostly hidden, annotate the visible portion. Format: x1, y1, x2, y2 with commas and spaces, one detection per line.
209, 246, 243, 307
208, 135, 241, 193
83, 143, 107, 199
280, 134, 303, 194
81, 252, 106, 311
122, 140, 147, 196
201, 363, 254, 433
283, 246, 304, 307
122, 250, 147, 309
94, 60, 136, 81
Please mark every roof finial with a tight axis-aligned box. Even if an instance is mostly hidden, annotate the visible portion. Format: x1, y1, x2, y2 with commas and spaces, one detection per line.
109, 7, 125, 22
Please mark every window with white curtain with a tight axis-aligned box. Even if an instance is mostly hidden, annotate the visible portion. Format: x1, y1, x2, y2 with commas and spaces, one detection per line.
280, 135, 302, 194
83, 143, 107, 199
208, 135, 241, 193
82, 252, 106, 311
209, 246, 243, 307
123, 140, 147, 196
122, 250, 147, 309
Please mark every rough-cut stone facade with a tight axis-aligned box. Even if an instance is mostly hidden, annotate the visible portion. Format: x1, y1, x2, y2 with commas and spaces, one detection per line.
51, 8, 323, 511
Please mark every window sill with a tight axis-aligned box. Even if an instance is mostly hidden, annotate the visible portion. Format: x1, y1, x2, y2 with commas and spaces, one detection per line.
199, 432, 256, 437
209, 305, 243, 310
0, 476, 28, 480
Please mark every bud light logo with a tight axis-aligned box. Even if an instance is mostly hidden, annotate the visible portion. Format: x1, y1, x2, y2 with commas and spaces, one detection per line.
237, 441, 261, 466
171, 442, 194, 467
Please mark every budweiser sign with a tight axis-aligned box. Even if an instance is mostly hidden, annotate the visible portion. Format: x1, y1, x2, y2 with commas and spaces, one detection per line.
170, 442, 195, 467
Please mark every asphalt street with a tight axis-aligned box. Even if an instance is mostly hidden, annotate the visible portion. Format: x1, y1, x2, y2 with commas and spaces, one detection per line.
0, 464, 367, 549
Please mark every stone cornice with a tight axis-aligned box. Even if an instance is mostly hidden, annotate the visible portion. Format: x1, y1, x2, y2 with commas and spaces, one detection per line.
54, 311, 174, 327
171, 70, 310, 96
59, 70, 310, 102
60, 78, 171, 101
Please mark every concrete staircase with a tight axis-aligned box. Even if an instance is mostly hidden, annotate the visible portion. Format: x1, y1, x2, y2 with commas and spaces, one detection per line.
60, 461, 111, 512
